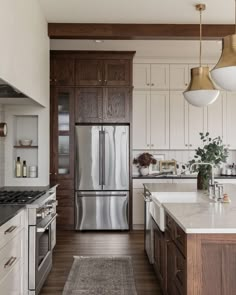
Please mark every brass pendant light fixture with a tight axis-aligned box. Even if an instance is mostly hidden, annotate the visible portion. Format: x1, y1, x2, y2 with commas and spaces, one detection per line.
211, 0, 236, 91
183, 4, 219, 107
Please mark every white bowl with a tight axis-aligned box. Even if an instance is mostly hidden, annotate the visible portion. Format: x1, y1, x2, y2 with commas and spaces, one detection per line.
19, 139, 32, 146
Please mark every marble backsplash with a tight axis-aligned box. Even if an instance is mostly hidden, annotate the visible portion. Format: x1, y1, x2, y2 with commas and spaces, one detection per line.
133, 149, 236, 176
0, 105, 5, 187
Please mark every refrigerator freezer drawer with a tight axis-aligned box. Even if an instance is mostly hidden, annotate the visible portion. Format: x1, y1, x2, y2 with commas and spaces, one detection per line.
75, 192, 129, 230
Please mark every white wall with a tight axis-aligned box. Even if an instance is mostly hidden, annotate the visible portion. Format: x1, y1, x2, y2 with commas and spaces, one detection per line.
0, 105, 5, 187
0, 0, 49, 107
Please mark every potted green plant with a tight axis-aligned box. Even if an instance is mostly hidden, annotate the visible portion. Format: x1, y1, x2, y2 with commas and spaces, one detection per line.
189, 132, 228, 190
133, 153, 157, 176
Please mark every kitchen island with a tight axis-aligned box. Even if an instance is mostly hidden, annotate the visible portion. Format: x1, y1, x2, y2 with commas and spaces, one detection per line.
144, 183, 236, 295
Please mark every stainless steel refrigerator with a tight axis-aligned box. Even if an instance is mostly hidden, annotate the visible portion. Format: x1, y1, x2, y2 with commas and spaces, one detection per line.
75, 125, 130, 230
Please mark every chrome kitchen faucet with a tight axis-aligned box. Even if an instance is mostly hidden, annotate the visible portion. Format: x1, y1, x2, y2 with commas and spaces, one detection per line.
190, 162, 223, 201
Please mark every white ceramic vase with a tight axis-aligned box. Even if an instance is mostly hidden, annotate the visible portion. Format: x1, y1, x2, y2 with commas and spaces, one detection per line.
139, 167, 149, 176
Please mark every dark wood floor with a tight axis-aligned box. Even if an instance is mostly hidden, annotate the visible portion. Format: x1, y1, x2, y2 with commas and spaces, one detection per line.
40, 230, 162, 295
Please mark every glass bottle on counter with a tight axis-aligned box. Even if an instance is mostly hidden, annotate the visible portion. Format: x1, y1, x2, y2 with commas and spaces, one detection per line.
16, 157, 22, 177
22, 160, 27, 178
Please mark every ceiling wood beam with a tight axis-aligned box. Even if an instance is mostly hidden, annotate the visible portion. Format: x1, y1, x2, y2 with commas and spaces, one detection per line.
48, 23, 235, 40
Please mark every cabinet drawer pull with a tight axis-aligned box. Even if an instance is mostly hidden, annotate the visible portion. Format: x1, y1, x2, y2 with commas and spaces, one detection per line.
4, 256, 17, 268
4, 226, 17, 235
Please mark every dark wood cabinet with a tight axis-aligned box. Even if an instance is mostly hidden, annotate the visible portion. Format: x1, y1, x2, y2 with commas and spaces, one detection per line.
75, 59, 131, 86
50, 87, 75, 229
103, 88, 130, 122
75, 88, 103, 123
104, 60, 130, 86
153, 213, 236, 295
75, 59, 103, 86
50, 87, 75, 180
51, 58, 75, 86
75, 87, 130, 123
153, 219, 166, 291
50, 50, 135, 229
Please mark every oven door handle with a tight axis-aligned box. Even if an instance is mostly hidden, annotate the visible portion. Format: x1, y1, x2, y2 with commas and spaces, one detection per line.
37, 213, 57, 233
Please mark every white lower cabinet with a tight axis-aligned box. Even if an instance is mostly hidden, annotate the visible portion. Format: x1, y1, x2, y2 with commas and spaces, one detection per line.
0, 210, 25, 294
0, 259, 22, 295
132, 179, 172, 228
133, 189, 145, 227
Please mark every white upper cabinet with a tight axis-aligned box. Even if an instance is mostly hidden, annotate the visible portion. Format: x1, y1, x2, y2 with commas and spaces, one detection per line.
225, 92, 236, 149
188, 103, 205, 148
150, 64, 169, 90
133, 64, 150, 90
170, 64, 189, 90
133, 62, 236, 152
206, 92, 224, 141
133, 90, 169, 150
170, 91, 188, 149
150, 91, 169, 149
133, 91, 150, 149
170, 91, 205, 149
133, 63, 169, 90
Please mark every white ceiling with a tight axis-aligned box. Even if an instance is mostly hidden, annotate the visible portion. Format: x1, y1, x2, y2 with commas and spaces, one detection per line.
39, 0, 234, 24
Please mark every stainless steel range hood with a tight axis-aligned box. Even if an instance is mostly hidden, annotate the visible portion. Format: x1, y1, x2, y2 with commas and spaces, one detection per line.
0, 78, 27, 98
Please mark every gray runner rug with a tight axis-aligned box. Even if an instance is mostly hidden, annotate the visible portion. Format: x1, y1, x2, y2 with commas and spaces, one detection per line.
62, 256, 138, 295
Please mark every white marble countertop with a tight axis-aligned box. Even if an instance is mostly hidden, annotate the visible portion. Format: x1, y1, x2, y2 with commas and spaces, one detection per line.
144, 183, 236, 234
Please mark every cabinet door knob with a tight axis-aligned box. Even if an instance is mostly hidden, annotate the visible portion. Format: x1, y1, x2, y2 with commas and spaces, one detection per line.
185, 144, 188, 147
147, 83, 150, 86
147, 144, 150, 147
55, 173, 57, 175
189, 144, 192, 147
151, 144, 154, 147
151, 83, 154, 86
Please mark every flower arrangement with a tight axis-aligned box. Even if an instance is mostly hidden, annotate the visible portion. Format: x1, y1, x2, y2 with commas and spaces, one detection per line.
133, 153, 157, 168
189, 132, 228, 189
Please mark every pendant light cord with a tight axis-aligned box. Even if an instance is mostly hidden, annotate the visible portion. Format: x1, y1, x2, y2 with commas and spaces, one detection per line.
199, 8, 202, 67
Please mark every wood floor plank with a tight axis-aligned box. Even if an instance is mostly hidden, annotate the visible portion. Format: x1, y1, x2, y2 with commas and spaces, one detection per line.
40, 230, 162, 295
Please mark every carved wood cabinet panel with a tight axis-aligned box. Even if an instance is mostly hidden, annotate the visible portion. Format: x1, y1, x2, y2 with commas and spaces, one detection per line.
51, 58, 75, 86
103, 88, 130, 122
104, 60, 130, 86
75, 59, 131, 86
75, 60, 103, 86
75, 88, 103, 123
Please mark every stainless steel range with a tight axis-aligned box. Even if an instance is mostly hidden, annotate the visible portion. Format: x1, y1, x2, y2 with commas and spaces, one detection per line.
0, 189, 57, 295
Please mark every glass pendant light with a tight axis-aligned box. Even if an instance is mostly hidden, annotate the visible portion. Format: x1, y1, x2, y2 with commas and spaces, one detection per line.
183, 4, 219, 107
211, 0, 236, 91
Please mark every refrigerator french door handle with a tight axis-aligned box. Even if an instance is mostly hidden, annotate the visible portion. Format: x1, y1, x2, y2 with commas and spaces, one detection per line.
99, 131, 103, 186
102, 131, 106, 185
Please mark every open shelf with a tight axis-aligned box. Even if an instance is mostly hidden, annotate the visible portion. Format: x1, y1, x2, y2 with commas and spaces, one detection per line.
13, 115, 38, 178
14, 146, 38, 149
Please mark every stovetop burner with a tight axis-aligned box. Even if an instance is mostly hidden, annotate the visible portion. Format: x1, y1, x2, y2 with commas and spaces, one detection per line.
0, 191, 46, 204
